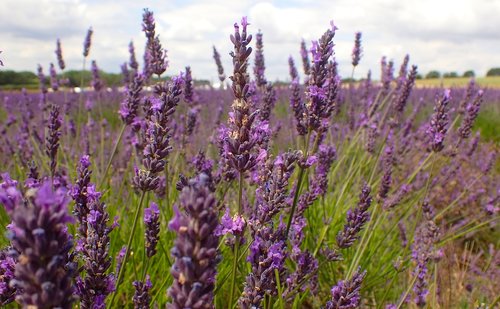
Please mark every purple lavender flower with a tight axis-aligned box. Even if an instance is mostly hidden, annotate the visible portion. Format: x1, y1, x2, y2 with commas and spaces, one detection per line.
300, 39, 310, 76
458, 90, 483, 139
167, 175, 220, 308
119, 73, 145, 125
134, 75, 183, 191
288, 56, 299, 81
411, 214, 440, 308
393, 65, 418, 113
427, 89, 451, 152
0, 248, 17, 305
144, 202, 160, 258
45, 103, 62, 178
377, 144, 394, 201
289, 77, 307, 135
351, 32, 362, 67
76, 184, 116, 309
259, 82, 276, 122
184, 66, 195, 104
129, 41, 139, 71
115, 246, 127, 275
91, 60, 103, 92
337, 184, 373, 248
55, 39, 66, 70
253, 30, 267, 87
8, 182, 76, 308
306, 22, 338, 132
50, 62, 59, 91
133, 276, 152, 309
142, 9, 168, 76
37, 64, 48, 94
83, 27, 93, 58
212, 46, 226, 83
71, 155, 92, 242
325, 268, 366, 309
459, 78, 476, 114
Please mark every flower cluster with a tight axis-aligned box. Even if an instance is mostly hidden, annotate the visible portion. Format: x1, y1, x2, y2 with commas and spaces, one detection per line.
167, 174, 220, 308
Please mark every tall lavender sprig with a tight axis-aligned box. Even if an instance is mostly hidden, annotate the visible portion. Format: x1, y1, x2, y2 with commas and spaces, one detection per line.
289, 77, 307, 135
8, 182, 76, 308
351, 32, 362, 67
119, 73, 145, 125
336, 184, 373, 248
144, 202, 160, 258
71, 155, 92, 242
288, 56, 299, 81
91, 60, 103, 92
458, 90, 483, 139
167, 175, 220, 308
83, 27, 93, 58
76, 186, 116, 309
55, 39, 66, 70
306, 21, 338, 133
142, 9, 168, 77
325, 268, 366, 309
50, 62, 59, 91
184, 66, 195, 104
45, 103, 62, 178
300, 39, 310, 76
129, 41, 139, 71
253, 30, 267, 87
393, 65, 418, 113
427, 89, 451, 152
133, 75, 183, 192
212, 46, 226, 83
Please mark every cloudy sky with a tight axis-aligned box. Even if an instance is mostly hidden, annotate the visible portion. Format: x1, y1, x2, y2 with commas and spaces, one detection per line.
1, 0, 499, 83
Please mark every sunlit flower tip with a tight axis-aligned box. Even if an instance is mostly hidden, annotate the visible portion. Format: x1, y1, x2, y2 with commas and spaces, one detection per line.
241, 16, 249, 27
330, 20, 338, 31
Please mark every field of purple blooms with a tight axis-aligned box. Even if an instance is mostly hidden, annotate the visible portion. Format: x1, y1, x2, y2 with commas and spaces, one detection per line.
0, 8, 499, 309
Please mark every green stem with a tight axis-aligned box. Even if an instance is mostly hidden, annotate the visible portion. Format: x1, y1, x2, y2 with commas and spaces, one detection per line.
98, 123, 127, 188
110, 191, 146, 306
228, 172, 244, 307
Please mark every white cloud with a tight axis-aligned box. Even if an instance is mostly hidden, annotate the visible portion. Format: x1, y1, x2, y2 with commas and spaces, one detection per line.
1, 0, 499, 82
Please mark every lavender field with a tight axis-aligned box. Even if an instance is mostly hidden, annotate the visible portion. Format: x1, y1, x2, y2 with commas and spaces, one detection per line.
0, 7, 499, 309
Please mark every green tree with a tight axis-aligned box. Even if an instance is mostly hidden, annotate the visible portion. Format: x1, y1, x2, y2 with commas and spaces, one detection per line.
463, 70, 475, 78
486, 68, 500, 76
425, 70, 441, 79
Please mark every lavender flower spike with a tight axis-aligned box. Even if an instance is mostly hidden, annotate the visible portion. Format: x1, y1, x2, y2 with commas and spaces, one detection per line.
351, 32, 362, 67
55, 39, 66, 70
50, 62, 59, 91
427, 89, 451, 152
300, 39, 310, 76
212, 46, 226, 83
83, 27, 93, 58
45, 103, 62, 178
325, 268, 366, 309
76, 184, 116, 309
336, 183, 373, 249
119, 73, 145, 125
254, 30, 267, 87
458, 89, 483, 139
144, 202, 160, 258
142, 8, 168, 76
133, 276, 152, 309
8, 182, 76, 308
129, 41, 139, 71
167, 174, 220, 308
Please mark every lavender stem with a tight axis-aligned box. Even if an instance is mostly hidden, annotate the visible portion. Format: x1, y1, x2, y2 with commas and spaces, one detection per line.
98, 123, 127, 188
228, 172, 244, 307
110, 191, 147, 306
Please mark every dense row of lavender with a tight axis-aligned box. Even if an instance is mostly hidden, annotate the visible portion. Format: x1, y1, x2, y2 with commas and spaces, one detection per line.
0, 8, 499, 309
